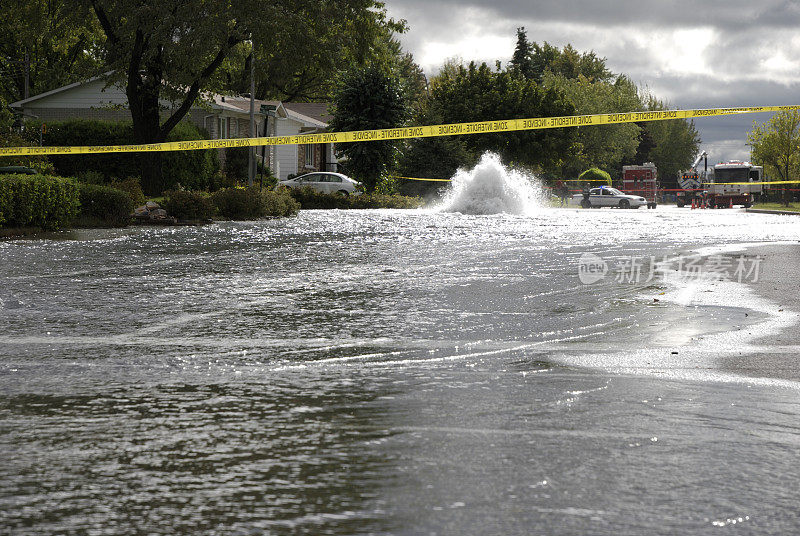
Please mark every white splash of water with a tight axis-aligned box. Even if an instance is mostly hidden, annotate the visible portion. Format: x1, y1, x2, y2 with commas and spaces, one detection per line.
436, 153, 548, 215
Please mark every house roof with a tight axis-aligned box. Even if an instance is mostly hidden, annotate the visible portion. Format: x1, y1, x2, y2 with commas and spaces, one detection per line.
282, 102, 332, 125
9, 72, 113, 107
9, 75, 282, 118
286, 109, 327, 129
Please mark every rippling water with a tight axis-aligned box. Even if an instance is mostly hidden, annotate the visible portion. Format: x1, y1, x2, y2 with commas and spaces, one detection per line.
1, 207, 800, 535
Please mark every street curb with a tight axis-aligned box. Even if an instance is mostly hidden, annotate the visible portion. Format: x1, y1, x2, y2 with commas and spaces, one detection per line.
746, 208, 800, 215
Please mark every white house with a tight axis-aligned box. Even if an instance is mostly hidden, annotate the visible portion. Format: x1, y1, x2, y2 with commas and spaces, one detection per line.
9, 75, 337, 180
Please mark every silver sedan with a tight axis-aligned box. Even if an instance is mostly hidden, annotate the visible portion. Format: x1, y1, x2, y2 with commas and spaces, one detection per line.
276, 172, 362, 196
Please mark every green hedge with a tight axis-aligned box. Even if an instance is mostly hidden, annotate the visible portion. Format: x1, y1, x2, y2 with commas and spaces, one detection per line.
578, 167, 612, 185
30, 119, 219, 192
0, 174, 79, 230
76, 183, 135, 227
210, 187, 299, 219
164, 190, 216, 221
287, 186, 423, 209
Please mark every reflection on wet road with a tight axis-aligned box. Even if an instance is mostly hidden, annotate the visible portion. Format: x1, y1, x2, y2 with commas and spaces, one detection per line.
1, 207, 799, 534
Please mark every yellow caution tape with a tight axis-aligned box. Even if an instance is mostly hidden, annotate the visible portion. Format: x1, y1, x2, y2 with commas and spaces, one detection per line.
1, 105, 798, 157
395, 176, 613, 183
393, 176, 451, 182
706, 181, 800, 186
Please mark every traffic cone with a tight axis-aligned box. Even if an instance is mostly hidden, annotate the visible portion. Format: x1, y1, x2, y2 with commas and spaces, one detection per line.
691, 198, 696, 209
729, 197, 733, 209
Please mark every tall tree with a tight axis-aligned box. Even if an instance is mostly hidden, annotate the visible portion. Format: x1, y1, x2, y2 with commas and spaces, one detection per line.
748, 109, 800, 206
329, 65, 407, 192
89, 0, 398, 194
527, 41, 612, 84
425, 61, 575, 174
542, 72, 641, 177
638, 96, 701, 188
216, 7, 407, 102
510, 27, 535, 79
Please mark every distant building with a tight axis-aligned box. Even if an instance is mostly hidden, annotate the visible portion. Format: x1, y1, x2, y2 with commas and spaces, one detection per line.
9, 75, 337, 180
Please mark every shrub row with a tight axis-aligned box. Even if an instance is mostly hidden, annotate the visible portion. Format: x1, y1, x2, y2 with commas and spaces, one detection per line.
165, 187, 300, 221
0, 174, 79, 230
287, 186, 423, 209
164, 190, 216, 221
76, 183, 136, 227
27, 119, 218, 193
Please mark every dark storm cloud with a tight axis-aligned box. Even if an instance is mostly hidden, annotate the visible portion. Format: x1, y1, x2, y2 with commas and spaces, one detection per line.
386, 0, 800, 161
390, 0, 800, 30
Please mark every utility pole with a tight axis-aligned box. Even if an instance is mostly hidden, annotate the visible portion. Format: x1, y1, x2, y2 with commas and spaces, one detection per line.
23, 50, 30, 100
260, 111, 268, 189
248, 46, 256, 188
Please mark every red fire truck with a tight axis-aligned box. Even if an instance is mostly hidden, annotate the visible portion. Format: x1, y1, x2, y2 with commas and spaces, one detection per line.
621, 163, 658, 209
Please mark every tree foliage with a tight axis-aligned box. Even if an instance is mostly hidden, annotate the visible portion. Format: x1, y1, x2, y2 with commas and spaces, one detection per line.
511, 28, 612, 84
748, 109, 800, 206
329, 65, 407, 192
0, 0, 104, 104
215, 4, 407, 102
637, 96, 701, 186
510, 27, 535, 80
424, 61, 576, 174
543, 72, 641, 176
88, 0, 400, 194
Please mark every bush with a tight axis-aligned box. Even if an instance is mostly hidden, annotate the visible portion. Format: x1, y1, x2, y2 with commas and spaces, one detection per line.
224, 146, 250, 179
165, 121, 220, 191
0, 174, 80, 230
578, 167, 612, 185
211, 187, 299, 219
351, 193, 424, 209
76, 170, 106, 185
76, 183, 134, 227
257, 163, 278, 190
0, 131, 54, 171
287, 186, 423, 209
164, 190, 216, 221
110, 177, 146, 207
32, 119, 219, 192
262, 189, 301, 217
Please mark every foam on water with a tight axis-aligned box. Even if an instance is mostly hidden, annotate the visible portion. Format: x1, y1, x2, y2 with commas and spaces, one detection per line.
436, 153, 547, 215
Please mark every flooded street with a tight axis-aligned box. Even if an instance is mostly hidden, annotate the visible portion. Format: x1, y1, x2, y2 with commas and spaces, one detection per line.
2, 205, 800, 534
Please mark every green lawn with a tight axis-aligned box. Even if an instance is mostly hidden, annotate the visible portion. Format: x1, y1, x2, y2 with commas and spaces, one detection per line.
752, 202, 800, 213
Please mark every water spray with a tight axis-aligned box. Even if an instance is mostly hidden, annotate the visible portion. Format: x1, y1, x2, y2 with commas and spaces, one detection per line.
436, 153, 548, 215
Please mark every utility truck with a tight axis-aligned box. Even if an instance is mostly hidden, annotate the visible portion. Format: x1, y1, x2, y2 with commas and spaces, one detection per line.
706, 161, 763, 208
677, 152, 707, 207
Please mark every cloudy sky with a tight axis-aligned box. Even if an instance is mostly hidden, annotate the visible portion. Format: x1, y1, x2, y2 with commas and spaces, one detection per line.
385, 0, 800, 165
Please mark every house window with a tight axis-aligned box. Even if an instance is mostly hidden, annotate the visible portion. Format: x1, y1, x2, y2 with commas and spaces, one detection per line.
218, 118, 223, 139
231, 119, 238, 137
305, 144, 314, 167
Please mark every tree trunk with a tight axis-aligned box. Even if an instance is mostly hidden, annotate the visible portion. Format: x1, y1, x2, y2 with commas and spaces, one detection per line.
785, 161, 791, 207
128, 72, 166, 196
140, 152, 164, 197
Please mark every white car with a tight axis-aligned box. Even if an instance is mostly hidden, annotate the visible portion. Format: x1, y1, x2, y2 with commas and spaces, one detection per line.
276, 172, 362, 196
572, 187, 647, 209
